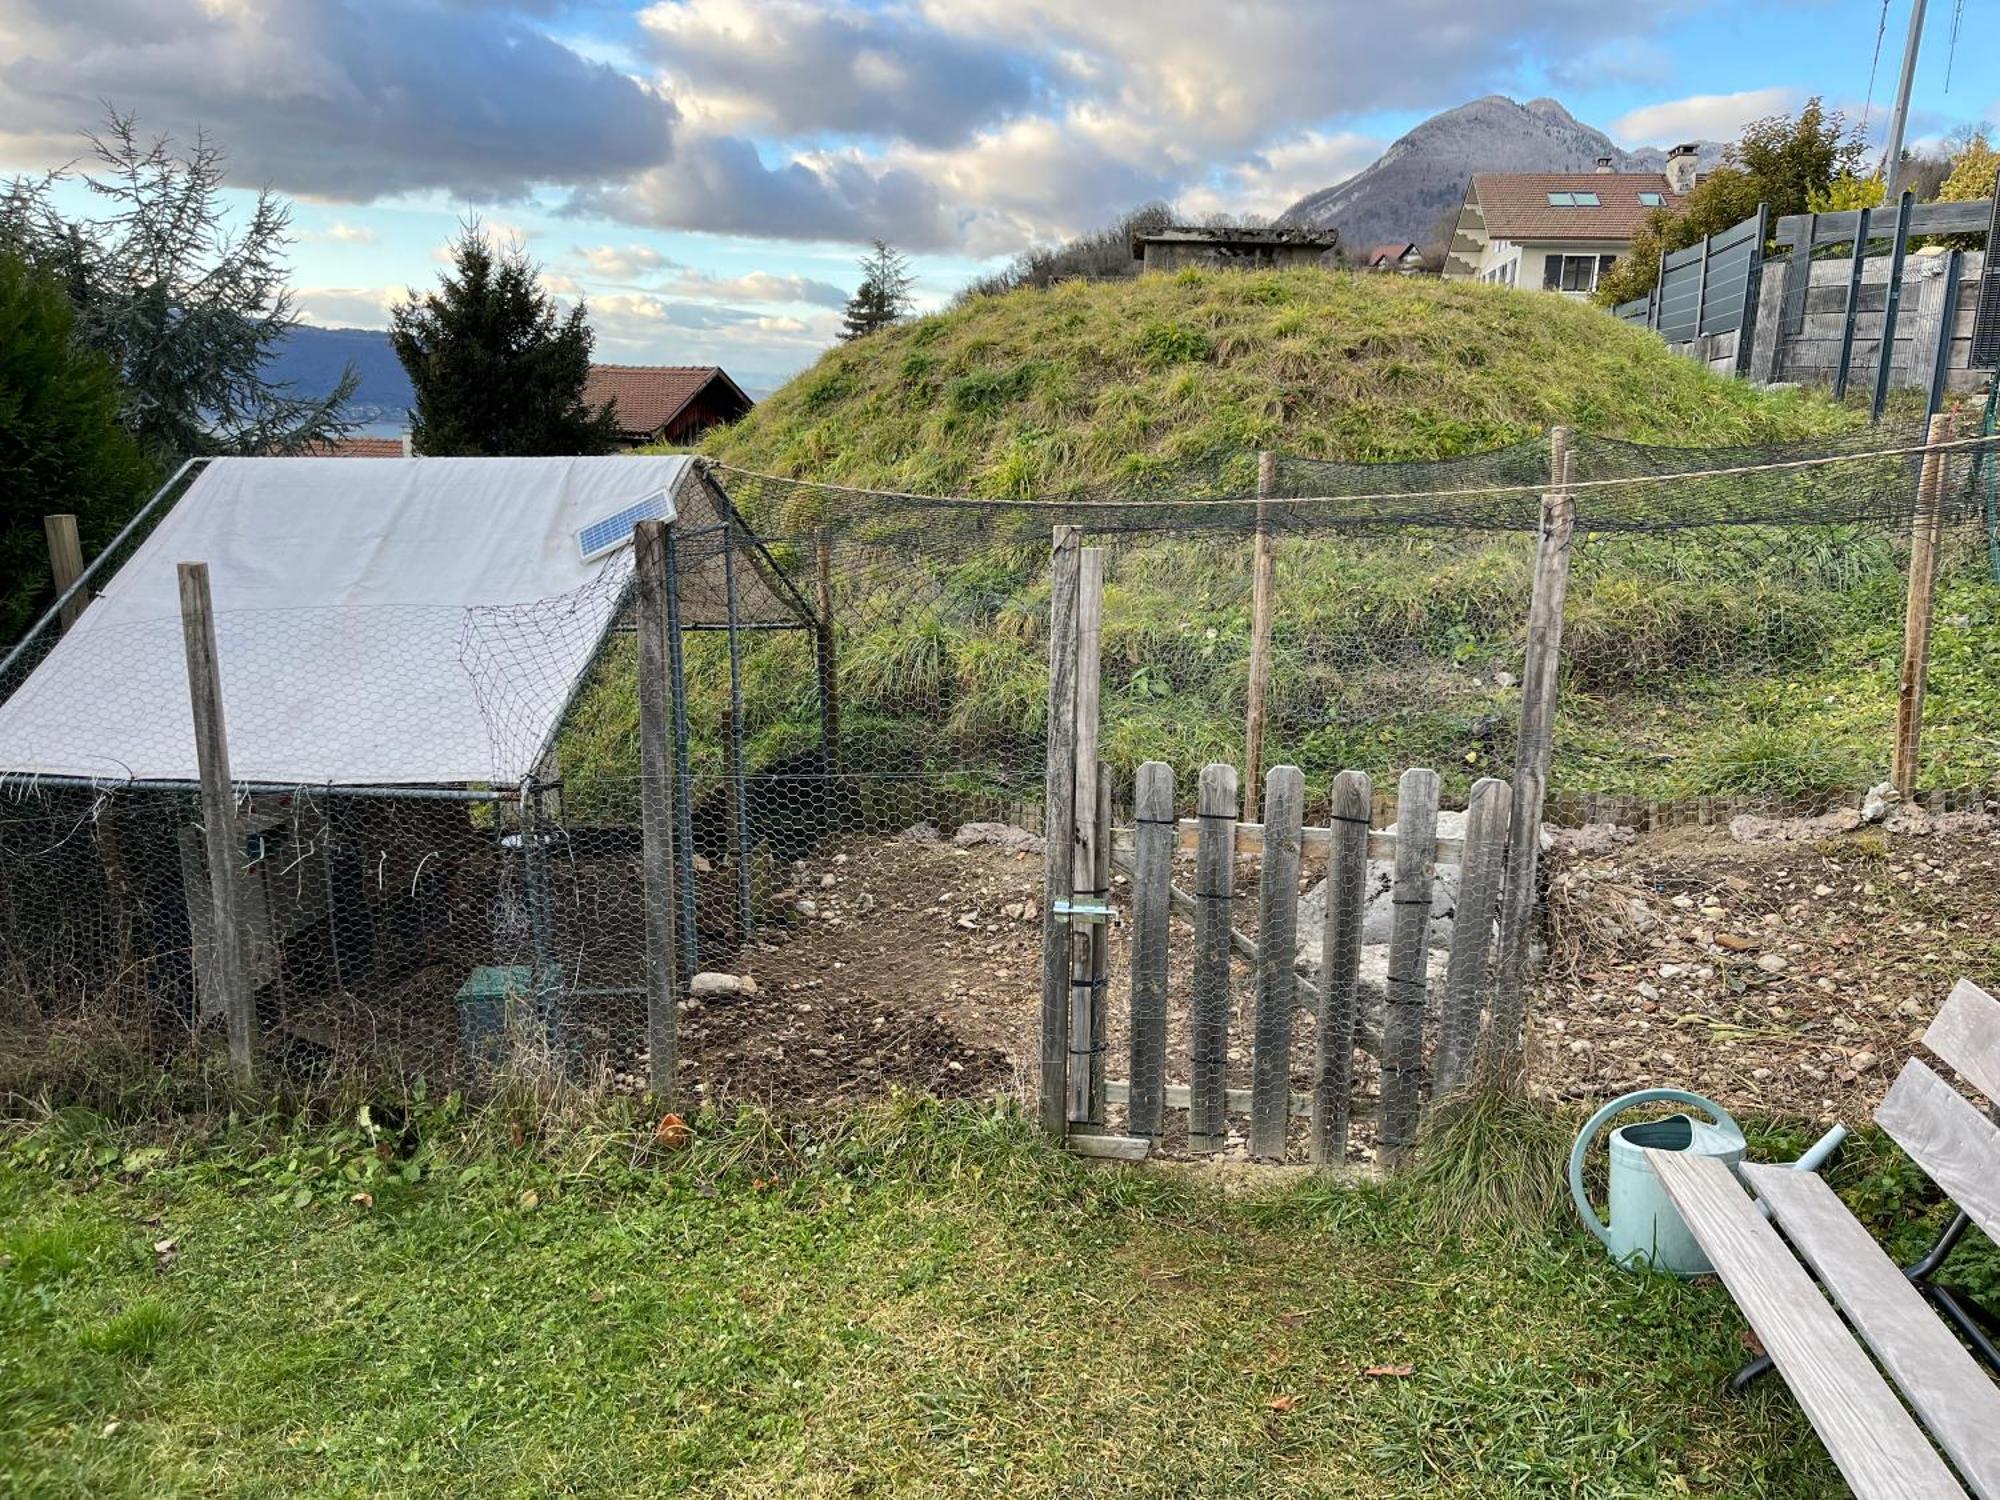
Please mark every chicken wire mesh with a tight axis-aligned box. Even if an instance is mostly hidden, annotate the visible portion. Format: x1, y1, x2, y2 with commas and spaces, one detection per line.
1, 418, 1997, 1123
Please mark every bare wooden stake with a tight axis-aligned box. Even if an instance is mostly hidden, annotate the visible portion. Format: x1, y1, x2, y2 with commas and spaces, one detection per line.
814, 534, 841, 770
1189, 762, 1238, 1152
1312, 769, 1372, 1167
1485, 484, 1577, 1083
634, 519, 680, 1099
1067, 548, 1105, 1125
1126, 761, 1174, 1139
1893, 411, 1954, 800
1432, 776, 1512, 1098
1038, 526, 1083, 1137
1379, 766, 1440, 1166
177, 561, 255, 1082
1249, 763, 1304, 1159
43, 515, 86, 632
1243, 451, 1277, 823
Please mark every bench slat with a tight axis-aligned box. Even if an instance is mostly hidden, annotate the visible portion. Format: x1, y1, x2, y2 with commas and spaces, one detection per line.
1877, 1060, 2000, 1245
1925, 980, 2000, 1103
1647, 1150, 1965, 1499
1745, 1163, 2000, 1500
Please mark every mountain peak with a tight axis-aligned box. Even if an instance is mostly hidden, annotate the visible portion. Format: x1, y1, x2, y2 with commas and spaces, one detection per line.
1276, 95, 1717, 253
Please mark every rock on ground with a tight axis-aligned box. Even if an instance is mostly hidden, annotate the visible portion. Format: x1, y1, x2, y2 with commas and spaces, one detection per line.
951, 822, 1045, 855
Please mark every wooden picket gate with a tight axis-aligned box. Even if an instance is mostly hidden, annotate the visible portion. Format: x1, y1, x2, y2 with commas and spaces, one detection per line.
1061, 761, 1513, 1165
1037, 494, 1574, 1168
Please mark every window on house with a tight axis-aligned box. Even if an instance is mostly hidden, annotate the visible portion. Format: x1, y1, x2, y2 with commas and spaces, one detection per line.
1547, 192, 1574, 206
1542, 253, 1607, 293
1637, 192, 1665, 206
1571, 192, 1600, 206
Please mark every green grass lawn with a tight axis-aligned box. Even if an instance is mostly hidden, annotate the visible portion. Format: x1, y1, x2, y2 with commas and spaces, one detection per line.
1, 1096, 1980, 1498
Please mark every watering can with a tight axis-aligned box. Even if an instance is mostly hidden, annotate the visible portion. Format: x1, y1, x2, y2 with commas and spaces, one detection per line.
1568, 1088, 1847, 1276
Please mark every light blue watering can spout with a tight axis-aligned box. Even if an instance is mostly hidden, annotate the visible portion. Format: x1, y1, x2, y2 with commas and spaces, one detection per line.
1569, 1088, 1847, 1276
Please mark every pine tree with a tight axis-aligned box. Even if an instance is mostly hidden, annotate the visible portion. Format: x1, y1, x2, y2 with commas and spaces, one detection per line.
391, 223, 620, 457
840, 241, 914, 340
0, 109, 356, 459
0, 253, 154, 640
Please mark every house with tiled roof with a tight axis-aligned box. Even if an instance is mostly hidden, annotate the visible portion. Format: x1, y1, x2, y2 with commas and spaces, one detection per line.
305, 434, 410, 458
582, 364, 754, 447
1443, 148, 1695, 297
1361, 242, 1423, 273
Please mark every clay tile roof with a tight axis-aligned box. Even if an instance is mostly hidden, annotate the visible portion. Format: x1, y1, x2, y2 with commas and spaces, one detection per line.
1469, 173, 1681, 243
1365, 243, 1417, 265
583, 364, 742, 438
306, 435, 405, 457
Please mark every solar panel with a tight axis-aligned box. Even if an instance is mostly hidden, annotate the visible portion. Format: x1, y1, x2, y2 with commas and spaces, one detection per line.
576, 488, 677, 562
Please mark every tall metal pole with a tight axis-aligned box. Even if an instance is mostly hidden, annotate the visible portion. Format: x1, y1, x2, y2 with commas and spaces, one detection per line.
634, 519, 680, 1099
1881, 0, 1929, 200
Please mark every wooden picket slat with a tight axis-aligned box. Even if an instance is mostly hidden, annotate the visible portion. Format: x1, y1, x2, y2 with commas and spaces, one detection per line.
1249, 765, 1304, 1159
1037, 527, 1081, 1136
1379, 766, 1439, 1164
1876, 1059, 2000, 1244
1433, 776, 1510, 1097
1922, 978, 2000, 1103
1126, 762, 1174, 1139
1312, 769, 1372, 1167
1189, 763, 1238, 1152
1067, 549, 1106, 1125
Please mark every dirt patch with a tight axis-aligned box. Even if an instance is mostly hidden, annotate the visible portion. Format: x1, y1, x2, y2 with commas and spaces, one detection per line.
660, 813, 2000, 1147
1536, 820, 2000, 1123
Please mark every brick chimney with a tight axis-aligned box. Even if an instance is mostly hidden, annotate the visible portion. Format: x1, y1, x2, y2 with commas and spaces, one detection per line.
1595, 156, 1615, 173
1665, 143, 1699, 195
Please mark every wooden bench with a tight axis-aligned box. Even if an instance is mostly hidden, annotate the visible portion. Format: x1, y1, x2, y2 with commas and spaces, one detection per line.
1648, 978, 2000, 1499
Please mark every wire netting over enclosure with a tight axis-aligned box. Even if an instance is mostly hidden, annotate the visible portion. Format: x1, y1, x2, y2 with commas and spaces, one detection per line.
1, 418, 1996, 1130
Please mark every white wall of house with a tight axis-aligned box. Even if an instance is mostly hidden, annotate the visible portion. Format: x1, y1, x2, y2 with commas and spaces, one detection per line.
1461, 238, 1623, 296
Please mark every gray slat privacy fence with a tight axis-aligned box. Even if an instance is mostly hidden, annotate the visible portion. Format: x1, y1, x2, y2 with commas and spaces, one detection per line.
1615, 206, 1767, 373
1085, 765, 1514, 1166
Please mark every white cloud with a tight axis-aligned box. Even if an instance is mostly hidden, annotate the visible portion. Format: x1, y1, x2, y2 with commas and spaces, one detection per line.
294, 285, 401, 329
0, 0, 675, 201
1181, 130, 1384, 221
577, 243, 672, 279
1612, 88, 1800, 148
321, 221, 378, 245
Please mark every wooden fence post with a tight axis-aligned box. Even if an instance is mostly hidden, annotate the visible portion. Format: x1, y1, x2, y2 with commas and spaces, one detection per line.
44, 515, 85, 632
1189, 762, 1238, 1152
1379, 766, 1440, 1166
1038, 526, 1083, 1136
1242, 451, 1277, 823
1067, 547, 1106, 1125
1249, 763, 1304, 1159
177, 562, 255, 1082
1126, 761, 1174, 1139
634, 520, 680, 1099
1311, 769, 1372, 1167
814, 535, 841, 769
1433, 776, 1512, 1097
1894, 411, 1955, 800
1484, 471, 1578, 1083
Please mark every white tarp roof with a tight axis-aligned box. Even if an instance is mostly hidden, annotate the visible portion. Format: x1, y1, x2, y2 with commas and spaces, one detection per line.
0, 454, 693, 788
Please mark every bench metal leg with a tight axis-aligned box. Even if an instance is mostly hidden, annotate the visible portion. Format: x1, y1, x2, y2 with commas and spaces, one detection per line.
1727, 1354, 1775, 1393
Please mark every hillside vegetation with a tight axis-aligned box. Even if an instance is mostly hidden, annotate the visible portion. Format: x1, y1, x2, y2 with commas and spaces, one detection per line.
559, 269, 2000, 822
704, 267, 1853, 493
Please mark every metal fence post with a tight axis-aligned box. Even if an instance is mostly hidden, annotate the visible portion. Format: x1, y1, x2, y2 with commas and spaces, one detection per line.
721, 520, 753, 937
635, 519, 680, 1099
1834, 205, 1873, 400
1038, 526, 1082, 1136
1873, 191, 1916, 423
176, 561, 256, 1083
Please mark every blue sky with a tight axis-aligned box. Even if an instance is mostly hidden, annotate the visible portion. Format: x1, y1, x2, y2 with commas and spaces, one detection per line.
1, 0, 1993, 392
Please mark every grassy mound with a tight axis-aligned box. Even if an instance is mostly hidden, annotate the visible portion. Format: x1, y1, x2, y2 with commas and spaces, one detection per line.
556, 271, 1998, 819
705, 267, 1855, 493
